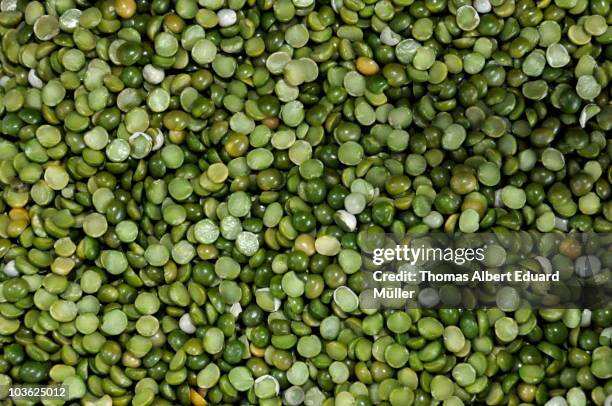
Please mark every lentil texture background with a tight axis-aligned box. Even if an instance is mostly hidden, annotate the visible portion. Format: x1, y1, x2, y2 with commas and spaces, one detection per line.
0, 0, 610, 405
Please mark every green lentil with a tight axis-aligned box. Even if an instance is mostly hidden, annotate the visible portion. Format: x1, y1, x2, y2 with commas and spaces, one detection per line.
0, 1, 609, 405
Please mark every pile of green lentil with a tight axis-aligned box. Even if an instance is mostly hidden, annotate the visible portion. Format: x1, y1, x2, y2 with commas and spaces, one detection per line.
0, 0, 611, 404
